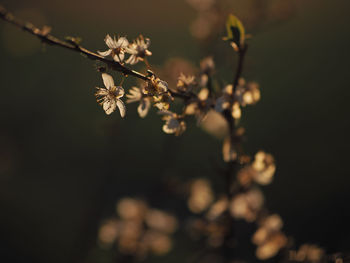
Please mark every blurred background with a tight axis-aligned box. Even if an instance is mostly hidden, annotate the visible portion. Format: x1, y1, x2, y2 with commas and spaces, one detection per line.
0, 0, 349, 262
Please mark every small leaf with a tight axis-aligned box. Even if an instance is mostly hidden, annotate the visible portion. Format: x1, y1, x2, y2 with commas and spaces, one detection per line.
223, 14, 245, 50
65, 36, 82, 46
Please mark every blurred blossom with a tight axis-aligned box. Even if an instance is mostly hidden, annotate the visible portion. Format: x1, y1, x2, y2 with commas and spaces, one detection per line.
252, 214, 287, 260
188, 179, 214, 213
116, 198, 147, 221
143, 231, 173, 255
176, 73, 197, 93
159, 110, 186, 136
184, 87, 212, 123
98, 219, 119, 247
98, 35, 129, 62
252, 151, 276, 185
229, 188, 264, 222
206, 196, 228, 220
289, 244, 325, 262
98, 197, 177, 258
126, 86, 151, 118
237, 151, 276, 186
95, 73, 126, 116
255, 232, 287, 260
125, 35, 152, 65
200, 110, 229, 139
145, 209, 178, 234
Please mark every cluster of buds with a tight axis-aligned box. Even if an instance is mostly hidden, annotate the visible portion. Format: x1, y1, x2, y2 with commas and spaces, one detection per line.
98, 198, 178, 259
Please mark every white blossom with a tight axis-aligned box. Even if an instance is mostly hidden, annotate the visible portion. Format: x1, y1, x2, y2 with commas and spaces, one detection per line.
98, 35, 129, 62
125, 35, 152, 65
95, 73, 126, 117
159, 111, 186, 136
126, 86, 151, 118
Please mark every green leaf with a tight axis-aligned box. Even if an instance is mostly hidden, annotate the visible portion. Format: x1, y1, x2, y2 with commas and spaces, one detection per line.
224, 14, 245, 50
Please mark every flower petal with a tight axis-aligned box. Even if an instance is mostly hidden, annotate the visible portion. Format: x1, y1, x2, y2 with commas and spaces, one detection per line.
137, 98, 151, 118
113, 52, 125, 62
95, 87, 109, 96
117, 37, 129, 48
105, 34, 117, 49
125, 54, 138, 65
103, 98, 117, 115
102, 73, 115, 89
115, 86, 125, 98
98, 49, 112, 57
126, 87, 142, 103
116, 99, 126, 118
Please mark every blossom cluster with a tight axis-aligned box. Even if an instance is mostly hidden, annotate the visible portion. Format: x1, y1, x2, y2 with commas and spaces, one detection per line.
98, 198, 178, 259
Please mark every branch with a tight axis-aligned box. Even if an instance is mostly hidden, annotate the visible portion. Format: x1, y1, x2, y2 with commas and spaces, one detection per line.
0, 4, 193, 101
0, 5, 151, 81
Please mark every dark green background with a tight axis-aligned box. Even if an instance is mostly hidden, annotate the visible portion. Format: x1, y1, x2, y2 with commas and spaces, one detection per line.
0, 0, 349, 262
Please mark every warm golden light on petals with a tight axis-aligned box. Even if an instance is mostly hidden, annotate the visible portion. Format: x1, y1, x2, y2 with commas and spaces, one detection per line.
188, 179, 214, 213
